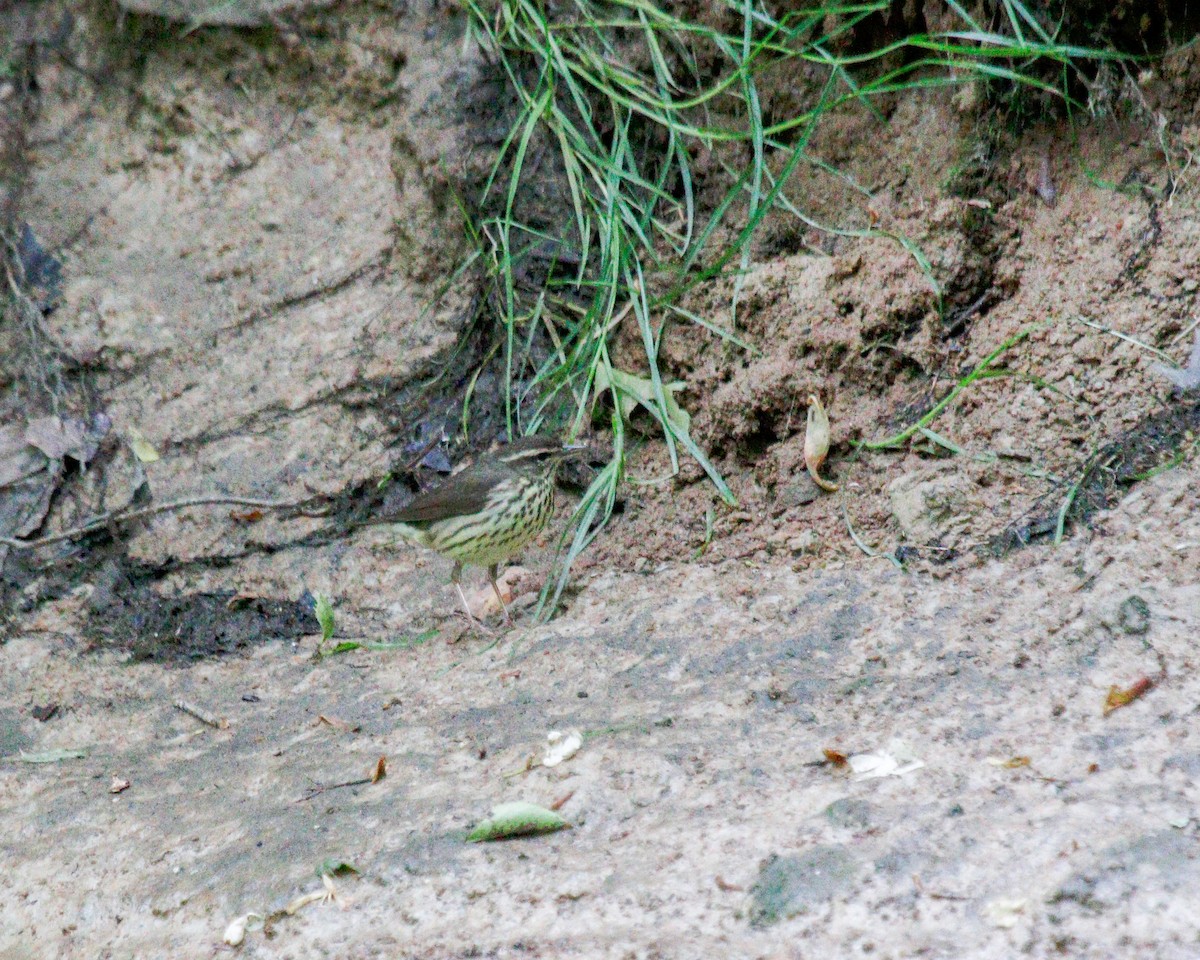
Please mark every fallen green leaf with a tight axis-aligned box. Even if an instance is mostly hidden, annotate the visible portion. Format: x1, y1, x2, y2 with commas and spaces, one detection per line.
315, 858, 359, 878
19, 748, 87, 763
323, 630, 439, 657
594, 365, 690, 434
313, 593, 335, 647
594, 364, 736, 505
916, 426, 964, 456
466, 801, 569, 842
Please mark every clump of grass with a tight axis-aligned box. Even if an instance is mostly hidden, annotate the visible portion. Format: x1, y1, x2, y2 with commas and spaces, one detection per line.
458, 0, 1121, 611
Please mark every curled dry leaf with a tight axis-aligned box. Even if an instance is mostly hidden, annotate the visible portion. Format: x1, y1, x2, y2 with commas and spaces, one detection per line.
286, 875, 345, 914
30, 703, 58, 722
804, 395, 838, 492
370, 755, 387, 783
1104, 677, 1154, 716
822, 748, 849, 767
27, 414, 108, 464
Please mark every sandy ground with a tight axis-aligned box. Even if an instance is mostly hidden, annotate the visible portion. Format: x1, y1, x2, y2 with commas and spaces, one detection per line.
3, 2, 1200, 957
3, 456, 1198, 959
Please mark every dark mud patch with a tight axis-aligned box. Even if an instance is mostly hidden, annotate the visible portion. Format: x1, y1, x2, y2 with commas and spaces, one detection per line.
1065, 393, 1200, 520
87, 584, 317, 663
66, 550, 317, 664
991, 394, 1200, 554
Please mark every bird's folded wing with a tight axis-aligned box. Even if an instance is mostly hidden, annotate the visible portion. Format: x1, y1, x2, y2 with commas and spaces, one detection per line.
387, 473, 496, 524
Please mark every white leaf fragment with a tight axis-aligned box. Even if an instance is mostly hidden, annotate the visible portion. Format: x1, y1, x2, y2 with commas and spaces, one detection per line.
543, 729, 583, 768
128, 426, 161, 463
848, 739, 925, 781
983, 897, 1028, 928
222, 913, 262, 946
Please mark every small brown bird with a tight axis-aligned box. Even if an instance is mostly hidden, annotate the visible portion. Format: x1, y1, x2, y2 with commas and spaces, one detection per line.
390, 434, 585, 624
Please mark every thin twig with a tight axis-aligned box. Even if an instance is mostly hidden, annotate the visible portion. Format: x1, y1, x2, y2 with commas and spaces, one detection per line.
1074, 314, 1174, 363
174, 700, 229, 730
401, 432, 446, 475
294, 776, 372, 803
1170, 316, 1200, 347
1, 494, 322, 550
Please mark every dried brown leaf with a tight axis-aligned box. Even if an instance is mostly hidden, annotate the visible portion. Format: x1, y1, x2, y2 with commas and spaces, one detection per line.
549, 790, 576, 812
804, 395, 838, 492
316, 715, 361, 733
1103, 677, 1154, 716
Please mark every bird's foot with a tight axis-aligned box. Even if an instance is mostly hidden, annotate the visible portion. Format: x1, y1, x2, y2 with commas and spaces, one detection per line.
445, 607, 496, 641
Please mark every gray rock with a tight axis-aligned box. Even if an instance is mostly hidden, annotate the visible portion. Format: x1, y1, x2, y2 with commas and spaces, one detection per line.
1051, 830, 1200, 913
823, 798, 875, 830
774, 474, 822, 512
749, 846, 860, 926
888, 467, 984, 544
874, 846, 925, 876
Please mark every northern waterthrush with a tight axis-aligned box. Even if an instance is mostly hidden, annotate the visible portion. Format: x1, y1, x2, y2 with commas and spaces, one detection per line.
391, 434, 585, 624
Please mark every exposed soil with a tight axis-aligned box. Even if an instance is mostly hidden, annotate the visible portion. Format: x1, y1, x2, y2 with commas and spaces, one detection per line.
589, 99, 1200, 577
2, 1, 1199, 957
